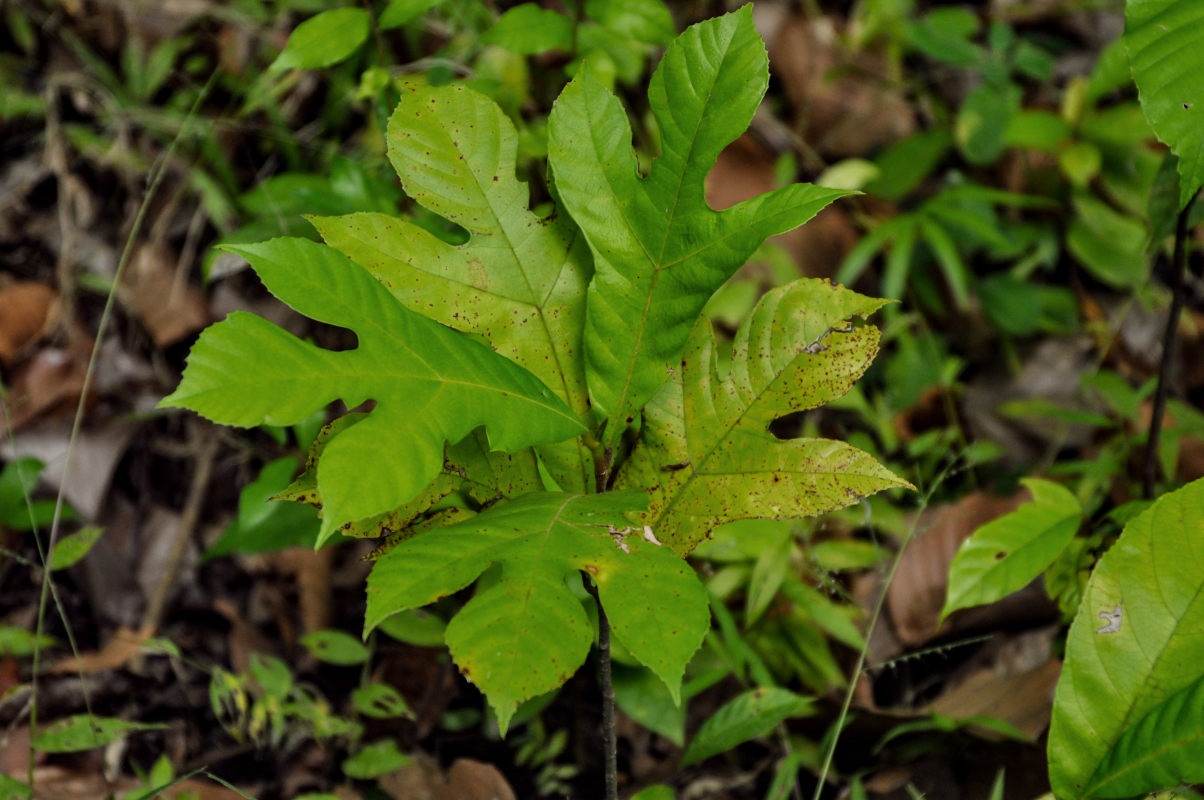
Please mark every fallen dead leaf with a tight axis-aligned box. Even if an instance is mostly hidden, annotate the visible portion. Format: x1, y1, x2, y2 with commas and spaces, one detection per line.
0, 282, 58, 365
931, 659, 1061, 740
379, 753, 516, 800
119, 242, 211, 347
49, 624, 153, 674
0, 337, 92, 431
272, 546, 333, 635
886, 490, 1029, 646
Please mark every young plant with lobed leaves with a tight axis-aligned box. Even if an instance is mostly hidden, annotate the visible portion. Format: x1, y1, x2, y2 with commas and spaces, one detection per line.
163, 7, 908, 744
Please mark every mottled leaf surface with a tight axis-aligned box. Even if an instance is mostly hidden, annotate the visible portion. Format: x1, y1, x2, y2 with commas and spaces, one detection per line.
616, 279, 911, 553
1125, 0, 1204, 208
941, 478, 1082, 620
1048, 477, 1204, 798
365, 491, 708, 732
314, 83, 593, 491
548, 6, 849, 446
160, 238, 583, 542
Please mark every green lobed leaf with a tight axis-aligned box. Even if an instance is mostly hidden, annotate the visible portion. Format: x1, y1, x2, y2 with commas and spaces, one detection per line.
616, 279, 912, 553
1125, 0, 1204, 208
160, 237, 584, 542
313, 82, 593, 492
680, 686, 815, 766
268, 8, 369, 72
941, 478, 1082, 621
32, 716, 167, 753
548, 6, 850, 447
365, 491, 708, 733
480, 4, 573, 55
1048, 477, 1204, 798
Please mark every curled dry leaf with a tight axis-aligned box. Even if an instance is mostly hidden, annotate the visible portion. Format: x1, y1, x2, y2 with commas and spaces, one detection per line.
0, 336, 92, 431
0, 282, 58, 365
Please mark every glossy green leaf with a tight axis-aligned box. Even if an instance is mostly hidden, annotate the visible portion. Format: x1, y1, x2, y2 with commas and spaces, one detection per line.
681, 687, 814, 766
365, 491, 708, 732
1125, 0, 1204, 208
161, 237, 584, 542
32, 716, 166, 753
480, 4, 572, 55
942, 478, 1082, 621
301, 629, 370, 666
341, 739, 410, 779
547, 6, 849, 447
268, 8, 369, 72
616, 279, 912, 553
1048, 477, 1204, 798
352, 684, 413, 719
47, 525, 103, 571
314, 82, 593, 492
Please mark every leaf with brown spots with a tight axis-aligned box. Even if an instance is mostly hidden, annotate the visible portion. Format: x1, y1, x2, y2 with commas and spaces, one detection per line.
617, 278, 912, 553
312, 82, 594, 492
364, 491, 708, 733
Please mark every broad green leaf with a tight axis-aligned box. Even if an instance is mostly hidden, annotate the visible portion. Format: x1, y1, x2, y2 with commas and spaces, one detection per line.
616, 279, 912, 553
956, 83, 1021, 165
0, 775, 30, 798
268, 8, 369, 72
1066, 193, 1149, 287
1048, 477, 1204, 798
32, 716, 166, 753
942, 478, 1082, 621
342, 739, 410, 779
301, 630, 370, 666
203, 456, 322, 560
376, 609, 446, 647
1125, 0, 1204, 208
681, 687, 814, 766
314, 82, 593, 492
48, 525, 103, 570
548, 6, 849, 447
480, 4, 572, 55
365, 491, 708, 732
161, 237, 584, 542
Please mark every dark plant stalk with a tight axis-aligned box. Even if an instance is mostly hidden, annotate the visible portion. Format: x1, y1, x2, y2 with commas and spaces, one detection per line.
1143, 192, 1198, 499
587, 443, 619, 800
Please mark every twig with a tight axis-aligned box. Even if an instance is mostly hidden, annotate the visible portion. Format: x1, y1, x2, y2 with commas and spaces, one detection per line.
585, 580, 619, 800
140, 420, 217, 633
1143, 192, 1198, 500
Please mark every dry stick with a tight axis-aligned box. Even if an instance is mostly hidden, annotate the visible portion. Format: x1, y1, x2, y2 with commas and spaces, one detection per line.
1143, 192, 1199, 500
140, 421, 218, 634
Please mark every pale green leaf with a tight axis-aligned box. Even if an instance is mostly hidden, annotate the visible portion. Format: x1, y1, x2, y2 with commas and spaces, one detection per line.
341, 739, 410, 779
942, 478, 1082, 621
1125, 0, 1204, 208
616, 279, 912, 553
32, 716, 166, 753
379, 0, 446, 30
681, 687, 814, 766
269, 8, 369, 72
161, 237, 584, 542
585, 0, 675, 45
365, 491, 708, 732
301, 630, 370, 666
352, 684, 412, 719
548, 6, 850, 447
48, 525, 103, 571
480, 4, 572, 55
0, 625, 56, 657
313, 82, 593, 492
1048, 477, 1204, 798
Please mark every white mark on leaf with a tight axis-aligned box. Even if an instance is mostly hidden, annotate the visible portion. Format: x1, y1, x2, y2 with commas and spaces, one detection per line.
1095, 603, 1123, 634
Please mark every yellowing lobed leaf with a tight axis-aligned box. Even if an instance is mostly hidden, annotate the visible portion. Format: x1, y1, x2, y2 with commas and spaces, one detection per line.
313, 83, 593, 491
160, 238, 584, 542
364, 491, 708, 732
547, 6, 851, 447
617, 279, 911, 553
1048, 477, 1204, 798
